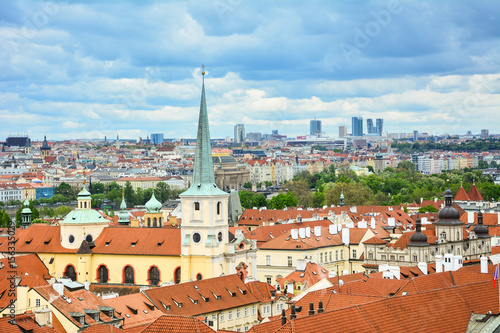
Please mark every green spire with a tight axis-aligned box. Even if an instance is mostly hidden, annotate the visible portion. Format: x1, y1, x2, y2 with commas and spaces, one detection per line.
181, 68, 227, 197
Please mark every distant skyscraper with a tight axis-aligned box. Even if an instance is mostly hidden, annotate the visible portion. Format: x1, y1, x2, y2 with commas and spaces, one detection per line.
366, 119, 374, 134
234, 124, 245, 144
339, 125, 347, 138
246, 132, 262, 142
481, 129, 489, 139
413, 130, 419, 141
376, 118, 383, 136
151, 133, 164, 145
310, 119, 322, 136
352, 117, 363, 136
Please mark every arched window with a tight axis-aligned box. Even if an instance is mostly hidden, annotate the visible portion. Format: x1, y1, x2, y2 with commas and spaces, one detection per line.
149, 266, 160, 286
217, 202, 222, 215
123, 266, 135, 284
153, 217, 157, 227
174, 266, 181, 284
64, 265, 77, 281
194, 202, 200, 211
97, 265, 109, 283
457, 231, 460, 240
147, 217, 151, 227
84, 202, 87, 209
159, 217, 162, 226
196, 273, 203, 281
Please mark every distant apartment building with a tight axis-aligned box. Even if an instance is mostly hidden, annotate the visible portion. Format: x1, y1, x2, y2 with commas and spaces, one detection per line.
376, 118, 383, 136
246, 132, 262, 142
366, 119, 374, 134
352, 117, 363, 136
310, 119, 322, 136
413, 130, 419, 141
234, 124, 245, 144
338, 125, 347, 138
481, 129, 489, 138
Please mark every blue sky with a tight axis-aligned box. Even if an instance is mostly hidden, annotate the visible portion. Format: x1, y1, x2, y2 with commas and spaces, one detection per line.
1, 0, 499, 141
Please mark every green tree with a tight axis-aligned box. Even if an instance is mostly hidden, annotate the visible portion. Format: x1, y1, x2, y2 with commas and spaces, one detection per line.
156, 182, 171, 203
124, 181, 135, 204
55, 205, 72, 218
312, 192, 325, 208
243, 182, 252, 189
50, 194, 70, 204
0, 209, 12, 227
91, 194, 106, 208
55, 182, 74, 198
324, 182, 373, 206
268, 193, 297, 209
286, 179, 313, 208
418, 205, 438, 213
93, 182, 105, 194
239, 191, 267, 209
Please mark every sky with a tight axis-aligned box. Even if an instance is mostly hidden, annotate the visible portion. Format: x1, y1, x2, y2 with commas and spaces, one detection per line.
0, 0, 499, 141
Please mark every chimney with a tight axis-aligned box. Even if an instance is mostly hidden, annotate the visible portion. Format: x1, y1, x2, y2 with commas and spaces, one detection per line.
443, 253, 453, 271
435, 255, 443, 273
480, 257, 488, 273
467, 212, 474, 224
281, 309, 286, 325
453, 255, 463, 271
371, 217, 376, 230
84, 280, 89, 291
305, 227, 311, 238
434, 197, 438, 202
318, 300, 324, 314
418, 262, 428, 275
329, 224, 337, 235
388, 217, 396, 227
291, 229, 299, 240
290, 305, 296, 320
358, 220, 367, 229
299, 228, 306, 239
53, 282, 65, 296
342, 228, 350, 246
297, 259, 307, 272
314, 226, 321, 237
308, 302, 315, 316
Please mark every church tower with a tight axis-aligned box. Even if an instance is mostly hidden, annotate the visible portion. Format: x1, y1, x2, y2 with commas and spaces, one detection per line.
21, 198, 32, 229
41, 135, 51, 158
179, 68, 230, 282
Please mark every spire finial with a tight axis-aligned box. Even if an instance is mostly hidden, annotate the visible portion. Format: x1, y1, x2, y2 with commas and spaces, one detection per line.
201, 64, 206, 76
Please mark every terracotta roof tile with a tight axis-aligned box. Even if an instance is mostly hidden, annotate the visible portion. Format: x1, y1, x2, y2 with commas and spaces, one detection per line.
467, 184, 484, 201
454, 186, 470, 201
140, 315, 215, 333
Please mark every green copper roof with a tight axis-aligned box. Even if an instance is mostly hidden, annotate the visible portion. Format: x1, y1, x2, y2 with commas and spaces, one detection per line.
145, 191, 162, 212
181, 74, 227, 197
120, 195, 127, 210
60, 209, 108, 224
78, 187, 91, 198
22, 198, 32, 214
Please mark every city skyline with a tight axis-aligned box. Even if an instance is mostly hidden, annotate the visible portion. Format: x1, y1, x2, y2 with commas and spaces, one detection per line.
1, 1, 499, 140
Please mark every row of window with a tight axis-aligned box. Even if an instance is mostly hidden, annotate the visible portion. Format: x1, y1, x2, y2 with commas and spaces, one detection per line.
267, 250, 345, 267
220, 305, 256, 322
193, 201, 223, 215
64, 264, 200, 285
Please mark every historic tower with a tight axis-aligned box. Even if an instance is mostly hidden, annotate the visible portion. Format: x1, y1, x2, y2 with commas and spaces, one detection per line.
179, 68, 230, 282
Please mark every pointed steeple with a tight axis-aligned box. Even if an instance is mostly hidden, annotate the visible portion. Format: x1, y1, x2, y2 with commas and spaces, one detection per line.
181, 67, 226, 197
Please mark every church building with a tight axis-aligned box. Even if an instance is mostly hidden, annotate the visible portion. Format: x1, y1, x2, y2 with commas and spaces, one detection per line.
0, 70, 257, 287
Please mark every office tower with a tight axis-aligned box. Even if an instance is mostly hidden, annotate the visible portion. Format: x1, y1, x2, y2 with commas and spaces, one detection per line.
367, 119, 374, 134
413, 130, 419, 141
234, 124, 245, 144
481, 129, 489, 139
376, 118, 383, 136
246, 132, 262, 142
339, 125, 347, 138
310, 119, 322, 136
352, 117, 363, 136
151, 133, 164, 145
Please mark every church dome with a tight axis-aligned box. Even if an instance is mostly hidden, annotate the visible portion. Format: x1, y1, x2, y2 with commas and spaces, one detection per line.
409, 216, 428, 246
145, 192, 162, 213
21, 198, 32, 214
473, 211, 489, 238
436, 188, 461, 223
78, 187, 92, 198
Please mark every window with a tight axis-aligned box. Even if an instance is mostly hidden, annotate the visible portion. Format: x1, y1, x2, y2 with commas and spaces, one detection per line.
457, 231, 460, 240
277, 303, 282, 312
85, 234, 93, 242
329, 252, 332, 262
237, 309, 241, 318
266, 277, 272, 284
218, 232, 223, 242
98, 265, 109, 283
196, 273, 203, 280
368, 253, 373, 260
413, 255, 417, 262
192, 232, 201, 244
352, 249, 357, 258
381, 255, 386, 260
228, 310, 233, 320
336, 250, 338, 261
149, 266, 160, 286
252, 305, 256, 315
64, 265, 77, 281
124, 266, 134, 284
244, 307, 248, 317
341, 250, 343, 259
320, 253, 323, 263
174, 266, 181, 284
220, 312, 225, 322
36, 299, 40, 307
194, 202, 200, 210
68, 235, 75, 244
266, 255, 271, 266
390, 255, 395, 261
399, 256, 404, 261
287, 256, 292, 267
217, 202, 222, 215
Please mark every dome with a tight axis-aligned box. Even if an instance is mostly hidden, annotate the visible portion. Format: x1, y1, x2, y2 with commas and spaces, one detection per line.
473, 211, 489, 238
145, 192, 162, 213
78, 187, 91, 198
409, 216, 428, 246
436, 188, 461, 224
21, 198, 32, 214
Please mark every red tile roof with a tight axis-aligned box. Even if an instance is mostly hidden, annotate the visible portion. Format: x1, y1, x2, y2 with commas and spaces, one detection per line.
143, 274, 259, 317
140, 315, 215, 333
454, 186, 470, 201
276, 262, 329, 290
467, 184, 484, 201
105, 293, 163, 329
0, 225, 76, 254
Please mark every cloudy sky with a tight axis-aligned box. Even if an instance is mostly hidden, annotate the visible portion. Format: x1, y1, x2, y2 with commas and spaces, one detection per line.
1, 0, 499, 141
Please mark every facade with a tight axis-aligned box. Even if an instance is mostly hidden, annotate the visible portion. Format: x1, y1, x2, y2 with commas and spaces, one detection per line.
234, 124, 245, 144
352, 117, 363, 136
366, 119, 374, 134
151, 133, 164, 145
40, 135, 51, 158
213, 154, 250, 191
310, 119, 321, 136
481, 129, 489, 138
376, 118, 383, 136
338, 125, 347, 138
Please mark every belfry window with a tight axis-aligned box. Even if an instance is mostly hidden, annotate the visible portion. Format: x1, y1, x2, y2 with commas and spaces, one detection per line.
194, 202, 200, 211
